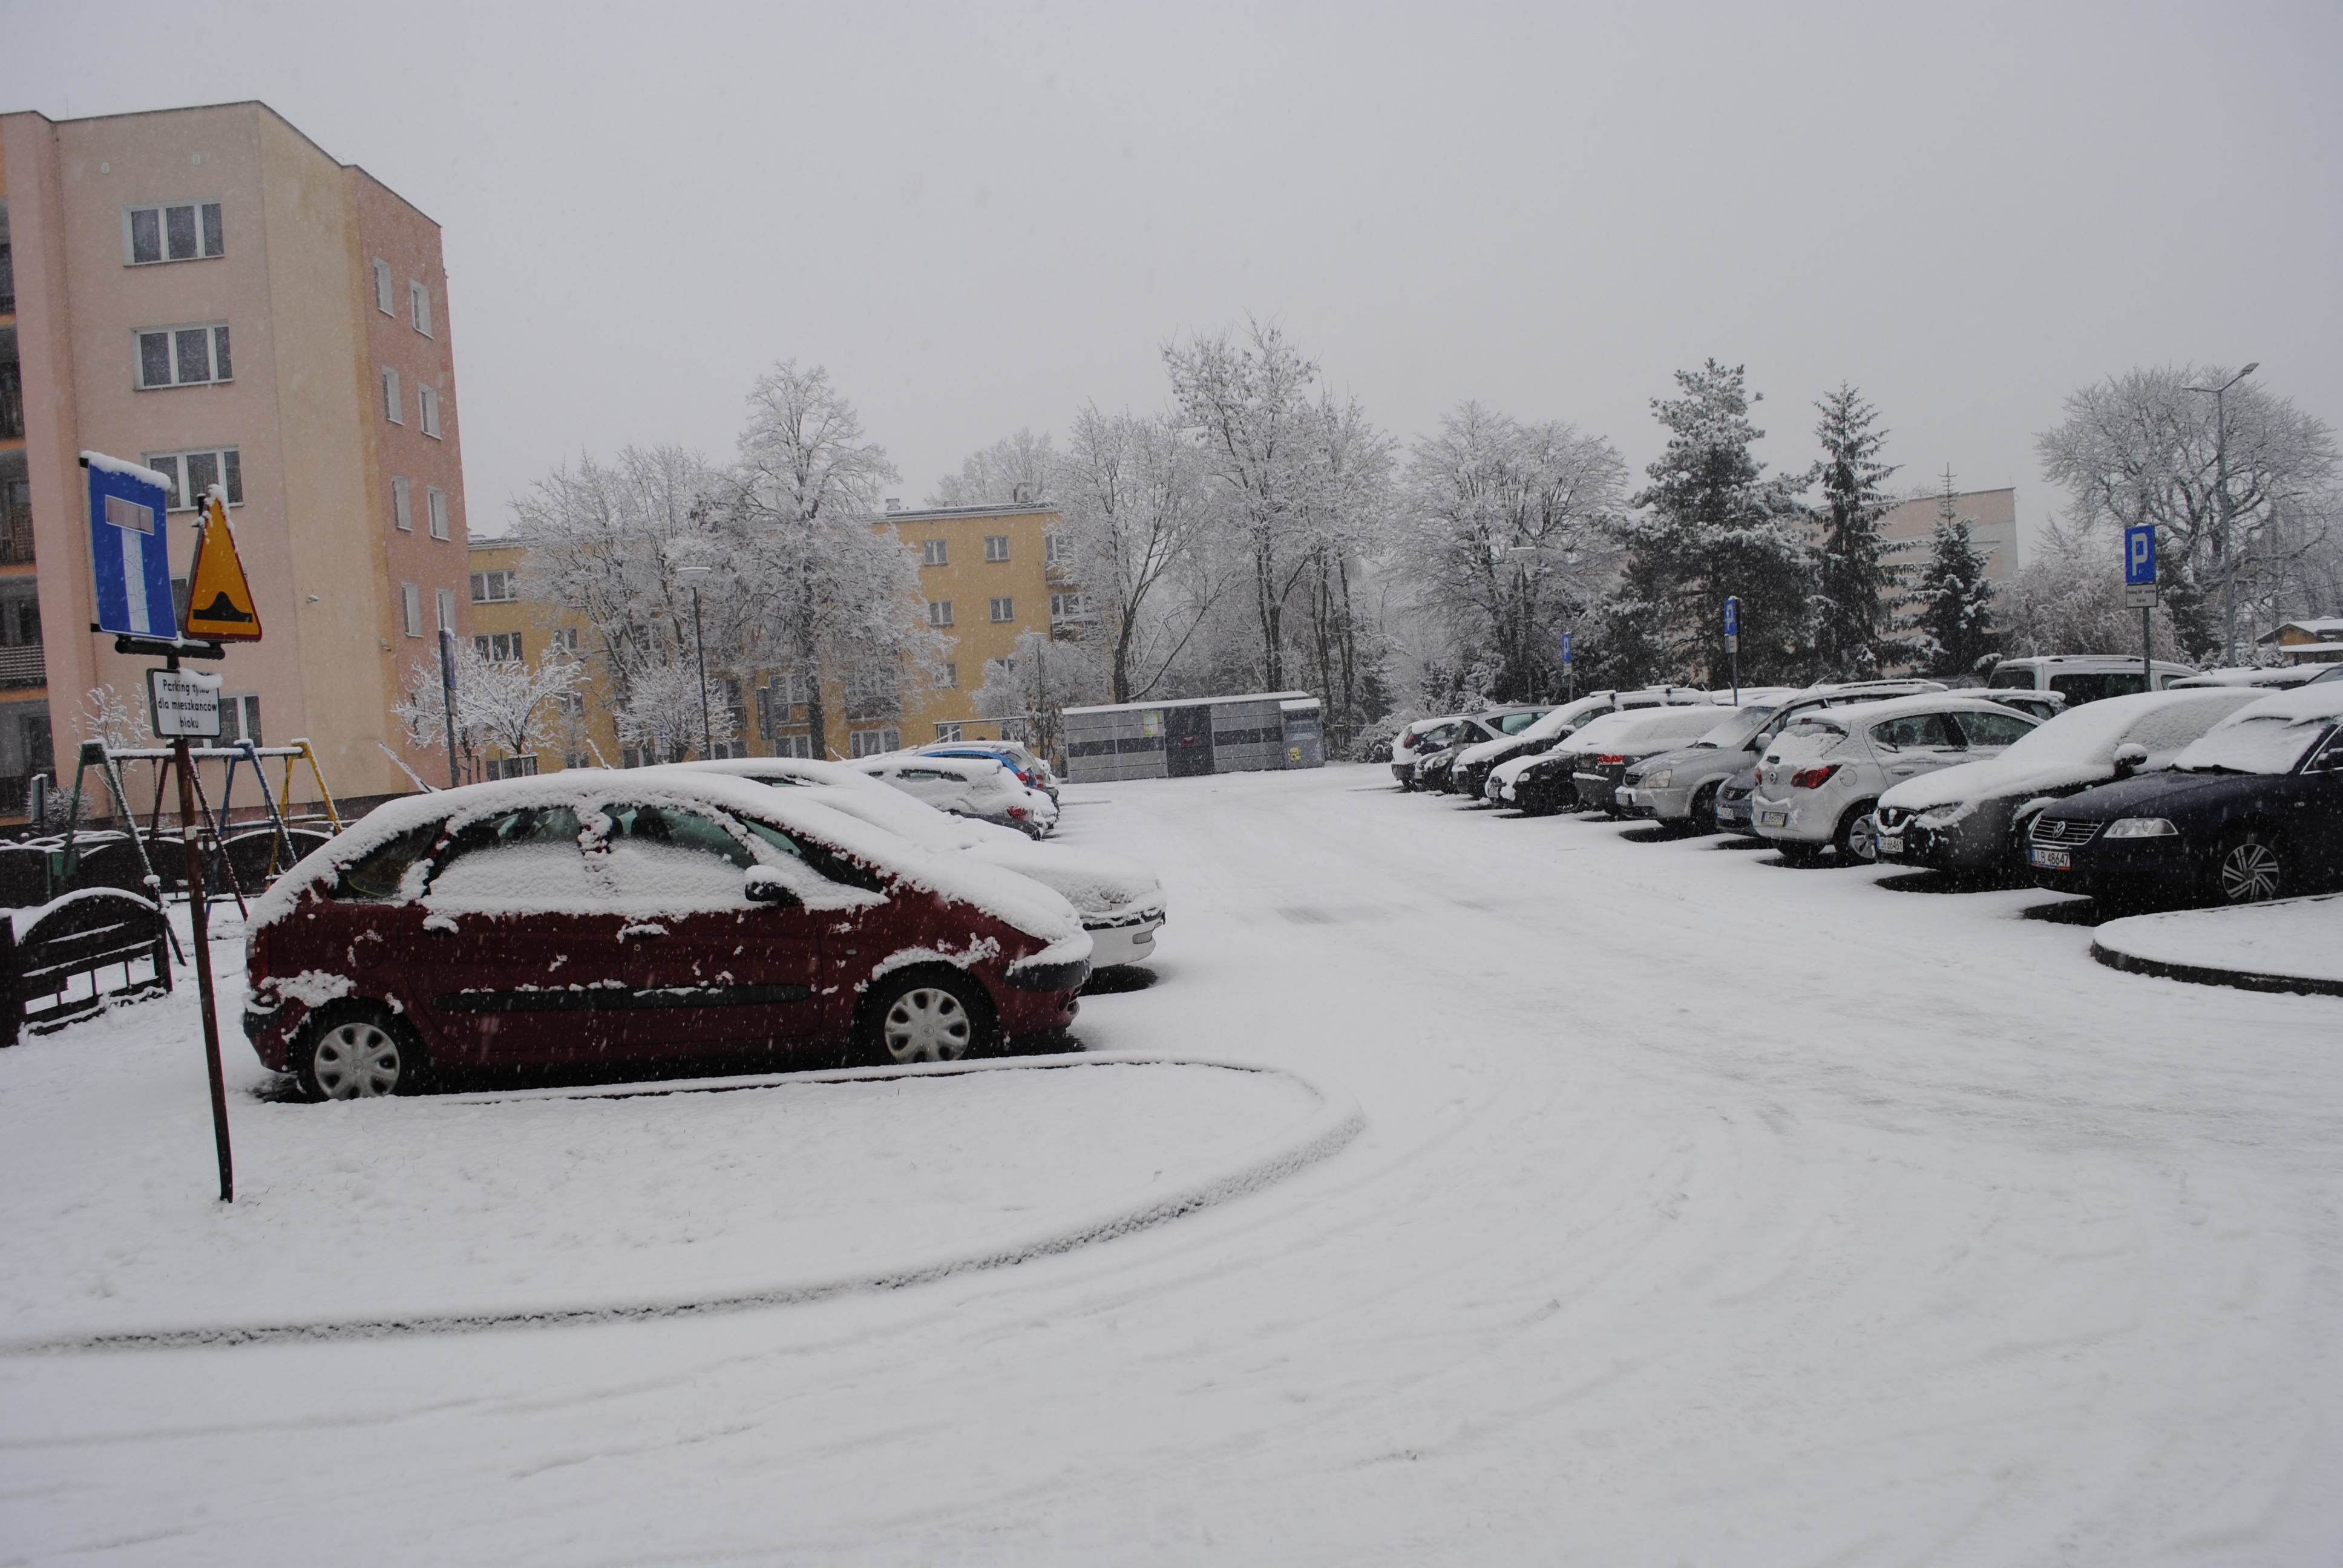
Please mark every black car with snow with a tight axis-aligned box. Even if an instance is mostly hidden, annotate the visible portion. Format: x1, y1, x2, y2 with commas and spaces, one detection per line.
2024, 683, 2343, 907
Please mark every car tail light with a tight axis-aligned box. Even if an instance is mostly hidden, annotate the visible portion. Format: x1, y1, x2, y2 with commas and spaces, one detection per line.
1790, 763, 1841, 790
1007, 805, 1028, 818
1596, 754, 1626, 766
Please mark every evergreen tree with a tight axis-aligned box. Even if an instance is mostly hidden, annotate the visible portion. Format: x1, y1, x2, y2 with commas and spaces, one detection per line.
1607, 361, 1812, 685
1809, 384, 1900, 679
1906, 468, 2000, 676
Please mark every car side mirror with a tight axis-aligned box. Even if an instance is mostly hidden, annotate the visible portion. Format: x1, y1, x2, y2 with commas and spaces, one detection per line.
744, 867, 802, 907
2112, 742, 2149, 777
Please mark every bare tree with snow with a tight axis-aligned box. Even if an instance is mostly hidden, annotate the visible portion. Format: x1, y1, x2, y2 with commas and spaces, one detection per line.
929, 428, 1057, 507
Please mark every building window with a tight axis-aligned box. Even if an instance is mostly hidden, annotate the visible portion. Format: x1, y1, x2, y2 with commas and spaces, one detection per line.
381, 367, 402, 423
401, 583, 422, 637
418, 384, 442, 439
142, 448, 242, 511
392, 475, 413, 531
770, 734, 814, 759
934, 722, 963, 743
410, 279, 433, 336
849, 727, 900, 758
922, 538, 948, 566
427, 486, 450, 539
474, 632, 523, 662
551, 627, 579, 654
435, 586, 457, 632
942, 661, 957, 689
1050, 592, 1095, 621
135, 323, 232, 388
926, 599, 954, 627
218, 693, 263, 746
373, 258, 395, 313
1045, 530, 1071, 566
126, 201, 224, 265
984, 535, 1011, 562
989, 596, 1014, 622
470, 569, 516, 603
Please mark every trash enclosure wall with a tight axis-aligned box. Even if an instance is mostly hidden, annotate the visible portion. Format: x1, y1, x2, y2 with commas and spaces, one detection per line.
1061, 691, 1325, 783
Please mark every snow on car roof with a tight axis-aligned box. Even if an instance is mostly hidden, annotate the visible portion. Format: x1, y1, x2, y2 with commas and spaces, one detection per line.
1874, 687, 2263, 812
250, 771, 1082, 941
855, 753, 1013, 783
1564, 705, 1731, 751
1778, 691, 2025, 730
2169, 678, 2343, 776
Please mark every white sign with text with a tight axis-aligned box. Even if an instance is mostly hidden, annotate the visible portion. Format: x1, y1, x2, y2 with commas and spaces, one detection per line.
147, 667, 223, 738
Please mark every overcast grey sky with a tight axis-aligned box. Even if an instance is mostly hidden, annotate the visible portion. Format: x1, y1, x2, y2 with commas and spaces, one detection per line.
11, 2, 2340, 549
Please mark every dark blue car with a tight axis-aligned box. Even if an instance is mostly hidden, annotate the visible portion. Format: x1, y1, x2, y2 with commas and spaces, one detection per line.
2025, 684, 2343, 907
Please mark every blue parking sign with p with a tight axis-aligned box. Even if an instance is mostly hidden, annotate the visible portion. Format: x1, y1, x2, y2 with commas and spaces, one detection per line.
1558, 631, 1572, 665
84, 454, 179, 639
1722, 597, 1739, 637
2125, 524, 2157, 587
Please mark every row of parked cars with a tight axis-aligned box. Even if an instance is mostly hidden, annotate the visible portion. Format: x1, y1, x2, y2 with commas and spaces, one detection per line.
243, 748, 1164, 1101
1394, 655, 2343, 906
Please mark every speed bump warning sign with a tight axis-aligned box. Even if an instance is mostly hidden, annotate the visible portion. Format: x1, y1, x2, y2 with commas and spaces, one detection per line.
183, 489, 263, 642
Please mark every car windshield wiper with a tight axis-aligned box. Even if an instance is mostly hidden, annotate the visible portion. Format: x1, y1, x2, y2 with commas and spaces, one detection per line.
2178, 763, 2244, 774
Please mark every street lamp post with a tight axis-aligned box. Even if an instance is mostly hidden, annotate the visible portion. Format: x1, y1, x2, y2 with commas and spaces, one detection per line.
676, 564, 714, 760
2183, 362, 2258, 667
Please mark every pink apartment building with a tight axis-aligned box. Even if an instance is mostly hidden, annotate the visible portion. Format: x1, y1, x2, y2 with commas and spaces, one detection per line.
0, 99, 470, 820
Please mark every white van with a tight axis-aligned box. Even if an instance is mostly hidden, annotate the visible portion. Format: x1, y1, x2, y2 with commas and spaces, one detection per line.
1985, 655, 2195, 707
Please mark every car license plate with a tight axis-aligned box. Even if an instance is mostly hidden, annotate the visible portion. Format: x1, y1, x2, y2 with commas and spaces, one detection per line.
1760, 809, 1788, 828
1877, 834, 1902, 855
2030, 846, 2071, 871
1619, 790, 1639, 806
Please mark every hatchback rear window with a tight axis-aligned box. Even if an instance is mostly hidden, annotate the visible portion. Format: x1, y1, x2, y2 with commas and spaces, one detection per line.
1495, 711, 1545, 734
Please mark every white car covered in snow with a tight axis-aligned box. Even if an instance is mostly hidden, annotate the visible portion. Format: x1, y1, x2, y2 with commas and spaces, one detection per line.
854, 752, 1059, 838
673, 759, 1165, 967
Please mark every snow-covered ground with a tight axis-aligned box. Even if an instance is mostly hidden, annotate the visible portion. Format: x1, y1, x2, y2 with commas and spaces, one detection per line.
5, 762, 2342, 1564
2095, 892, 2343, 991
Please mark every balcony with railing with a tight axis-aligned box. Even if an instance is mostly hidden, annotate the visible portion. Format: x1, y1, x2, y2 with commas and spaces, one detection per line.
0, 642, 45, 690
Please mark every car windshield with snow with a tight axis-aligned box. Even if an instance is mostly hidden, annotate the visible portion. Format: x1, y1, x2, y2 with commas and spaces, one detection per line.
243, 774, 1092, 1099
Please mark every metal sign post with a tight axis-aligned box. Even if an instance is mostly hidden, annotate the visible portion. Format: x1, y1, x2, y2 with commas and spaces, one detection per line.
2125, 524, 2160, 685
87, 451, 240, 1201
1558, 630, 1574, 704
437, 627, 462, 788
1722, 597, 1741, 705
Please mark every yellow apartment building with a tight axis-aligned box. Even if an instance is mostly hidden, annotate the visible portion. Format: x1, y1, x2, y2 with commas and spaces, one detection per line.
0, 100, 473, 820
465, 497, 1082, 772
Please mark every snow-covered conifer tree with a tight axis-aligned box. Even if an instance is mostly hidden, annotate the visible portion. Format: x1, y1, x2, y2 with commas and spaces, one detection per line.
1807, 385, 1901, 679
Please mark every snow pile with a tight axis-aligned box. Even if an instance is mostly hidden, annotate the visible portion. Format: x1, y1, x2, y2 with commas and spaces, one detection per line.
2094, 893, 2343, 990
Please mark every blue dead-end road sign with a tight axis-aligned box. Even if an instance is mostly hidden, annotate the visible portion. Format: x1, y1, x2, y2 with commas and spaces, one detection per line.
2125, 524, 2157, 587
82, 452, 179, 639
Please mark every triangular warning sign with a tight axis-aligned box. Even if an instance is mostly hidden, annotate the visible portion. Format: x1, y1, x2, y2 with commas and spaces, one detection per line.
184, 492, 263, 641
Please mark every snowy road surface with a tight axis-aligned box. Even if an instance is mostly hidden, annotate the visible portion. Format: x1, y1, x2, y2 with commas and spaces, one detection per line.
5, 762, 2342, 1564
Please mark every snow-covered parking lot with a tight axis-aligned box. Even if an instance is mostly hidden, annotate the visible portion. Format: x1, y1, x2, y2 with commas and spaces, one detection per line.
5, 761, 2343, 1564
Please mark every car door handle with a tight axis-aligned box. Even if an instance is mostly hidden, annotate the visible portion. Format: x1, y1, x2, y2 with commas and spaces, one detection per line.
619, 922, 667, 941
1890, 765, 1919, 775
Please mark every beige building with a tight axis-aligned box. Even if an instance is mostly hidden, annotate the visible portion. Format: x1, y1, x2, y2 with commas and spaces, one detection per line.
0, 100, 470, 820
465, 497, 1080, 772
1878, 486, 2019, 583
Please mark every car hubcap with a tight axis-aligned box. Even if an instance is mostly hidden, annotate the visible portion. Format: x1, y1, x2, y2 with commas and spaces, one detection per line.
2218, 842, 2281, 903
312, 1022, 401, 1099
1845, 818, 1878, 863
883, 987, 973, 1063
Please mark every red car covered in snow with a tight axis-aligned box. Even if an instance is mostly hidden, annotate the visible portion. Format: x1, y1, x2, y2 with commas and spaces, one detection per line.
242, 774, 1092, 1100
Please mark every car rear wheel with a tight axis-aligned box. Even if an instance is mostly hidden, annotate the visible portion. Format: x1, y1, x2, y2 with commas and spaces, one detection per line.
861, 970, 992, 1065
2210, 829, 2286, 904
295, 1005, 418, 1102
1835, 802, 1881, 864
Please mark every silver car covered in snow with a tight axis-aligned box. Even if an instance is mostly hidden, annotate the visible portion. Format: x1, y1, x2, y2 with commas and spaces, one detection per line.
1750, 694, 2040, 863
